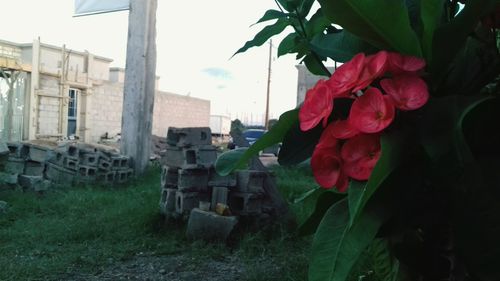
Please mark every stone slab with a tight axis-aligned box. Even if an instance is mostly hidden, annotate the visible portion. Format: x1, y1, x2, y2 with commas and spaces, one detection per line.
28, 144, 50, 162
24, 161, 45, 176
18, 175, 43, 190
45, 163, 75, 184
186, 208, 238, 241
5, 157, 25, 174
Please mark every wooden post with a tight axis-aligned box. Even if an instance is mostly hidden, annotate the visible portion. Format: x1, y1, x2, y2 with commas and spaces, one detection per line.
264, 40, 272, 130
121, 0, 158, 175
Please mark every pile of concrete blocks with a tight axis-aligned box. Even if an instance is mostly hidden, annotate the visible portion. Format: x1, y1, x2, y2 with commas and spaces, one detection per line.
0, 141, 133, 191
45, 142, 133, 185
159, 127, 276, 241
1, 142, 51, 191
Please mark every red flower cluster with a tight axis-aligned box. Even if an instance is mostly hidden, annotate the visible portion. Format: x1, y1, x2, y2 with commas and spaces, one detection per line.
299, 51, 428, 191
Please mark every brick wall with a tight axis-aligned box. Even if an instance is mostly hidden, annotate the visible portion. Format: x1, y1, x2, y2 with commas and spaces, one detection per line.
152, 91, 210, 137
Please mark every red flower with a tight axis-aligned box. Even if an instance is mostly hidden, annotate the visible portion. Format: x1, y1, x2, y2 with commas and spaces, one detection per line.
353, 51, 388, 92
348, 87, 395, 133
331, 119, 359, 139
316, 122, 339, 149
387, 52, 426, 74
341, 134, 381, 181
380, 75, 429, 111
311, 145, 343, 189
326, 53, 365, 96
299, 80, 333, 131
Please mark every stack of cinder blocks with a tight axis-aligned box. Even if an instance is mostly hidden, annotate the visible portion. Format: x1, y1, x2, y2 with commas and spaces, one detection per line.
159, 127, 275, 241
46, 143, 133, 185
0, 141, 133, 191
160, 127, 218, 218
1, 142, 51, 191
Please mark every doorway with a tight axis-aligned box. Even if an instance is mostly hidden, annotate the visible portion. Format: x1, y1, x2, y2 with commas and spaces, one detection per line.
67, 88, 79, 137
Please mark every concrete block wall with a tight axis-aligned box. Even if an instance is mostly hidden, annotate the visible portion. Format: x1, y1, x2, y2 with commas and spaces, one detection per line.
152, 92, 210, 137
37, 76, 61, 136
89, 81, 124, 142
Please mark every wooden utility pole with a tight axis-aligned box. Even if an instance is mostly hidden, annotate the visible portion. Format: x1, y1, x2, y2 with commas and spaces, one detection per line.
264, 40, 272, 130
121, 0, 158, 175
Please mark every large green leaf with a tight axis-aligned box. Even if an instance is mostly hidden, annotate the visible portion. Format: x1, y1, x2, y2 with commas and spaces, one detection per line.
278, 120, 323, 166
453, 98, 500, 280
277, 32, 300, 57
308, 198, 384, 281
298, 190, 346, 236
310, 31, 378, 63
299, 0, 316, 17
252, 10, 289, 26
347, 131, 408, 226
420, 0, 446, 62
431, 0, 496, 85
304, 53, 330, 76
215, 109, 298, 176
370, 239, 400, 281
305, 8, 331, 37
317, 0, 422, 56
233, 18, 289, 56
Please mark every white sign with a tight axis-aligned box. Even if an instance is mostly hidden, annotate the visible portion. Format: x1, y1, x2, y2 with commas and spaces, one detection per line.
74, 0, 130, 17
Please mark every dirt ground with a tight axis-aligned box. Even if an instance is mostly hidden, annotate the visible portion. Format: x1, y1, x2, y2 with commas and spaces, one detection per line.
62, 252, 280, 281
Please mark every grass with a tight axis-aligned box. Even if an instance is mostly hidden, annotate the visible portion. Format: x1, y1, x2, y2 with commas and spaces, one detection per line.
0, 165, 316, 281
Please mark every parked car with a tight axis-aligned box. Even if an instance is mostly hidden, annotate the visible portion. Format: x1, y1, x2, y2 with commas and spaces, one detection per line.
227, 129, 280, 156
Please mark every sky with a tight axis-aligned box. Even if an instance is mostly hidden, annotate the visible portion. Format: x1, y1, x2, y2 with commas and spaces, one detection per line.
0, 0, 314, 125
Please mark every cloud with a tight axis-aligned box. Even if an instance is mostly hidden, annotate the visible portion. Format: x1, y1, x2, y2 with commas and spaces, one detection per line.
201, 67, 232, 80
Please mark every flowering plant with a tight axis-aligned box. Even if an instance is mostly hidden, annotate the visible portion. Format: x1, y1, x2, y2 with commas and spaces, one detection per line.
216, 1, 500, 280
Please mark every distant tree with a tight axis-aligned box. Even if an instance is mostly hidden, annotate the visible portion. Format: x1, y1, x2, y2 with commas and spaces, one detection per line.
0, 68, 20, 141
230, 119, 245, 135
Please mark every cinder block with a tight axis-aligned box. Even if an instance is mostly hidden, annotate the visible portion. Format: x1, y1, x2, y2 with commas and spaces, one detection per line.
166, 127, 212, 147
159, 188, 176, 215
211, 186, 229, 211
228, 192, 263, 215
197, 145, 217, 166
175, 191, 209, 216
98, 157, 112, 170
111, 156, 129, 170
76, 143, 97, 154
165, 147, 214, 169
236, 170, 266, 194
24, 161, 45, 176
63, 157, 79, 170
160, 166, 178, 189
97, 171, 116, 183
208, 169, 237, 187
45, 163, 75, 184
0, 172, 18, 185
116, 168, 133, 183
28, 145, 50, 162
186, 208, 238, 241
35, 180, 51, 192
177, 168, 209, 192
77, 165, 97, 181
0, 141, 9, 158
18, 175, 43, 190
66, 145, 79, 158
5, 157, 25, 174
7, 142, 29, 159
47, 150, 65, 166
80, 153, 98, 167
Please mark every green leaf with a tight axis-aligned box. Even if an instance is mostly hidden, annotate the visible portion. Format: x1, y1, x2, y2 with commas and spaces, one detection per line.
277, 32, 300, 57
308, 198, 384, 281
252, 10, 288, 26
370, 239, 400, 281
317, 0, 422, 56
431, 0, 496, 84
233, 18, 289, 57
303, 53, 330, 76
278, 120, 323, 166
305, 8, 331, 36
347, 131, 408, 226
215, 109, 298, 176
298, 190, 346, 236
276, 0, 299, 12
420, 0, 446, 62
310, 31, 378, 63
299, 0, 316, 17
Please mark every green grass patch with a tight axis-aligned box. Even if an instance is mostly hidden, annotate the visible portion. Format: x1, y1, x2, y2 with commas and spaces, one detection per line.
0, 166, 315, 281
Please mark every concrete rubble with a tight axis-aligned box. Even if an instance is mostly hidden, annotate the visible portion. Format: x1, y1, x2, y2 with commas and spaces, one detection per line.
159, 127, 279, 241
0, 140, 134, 191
